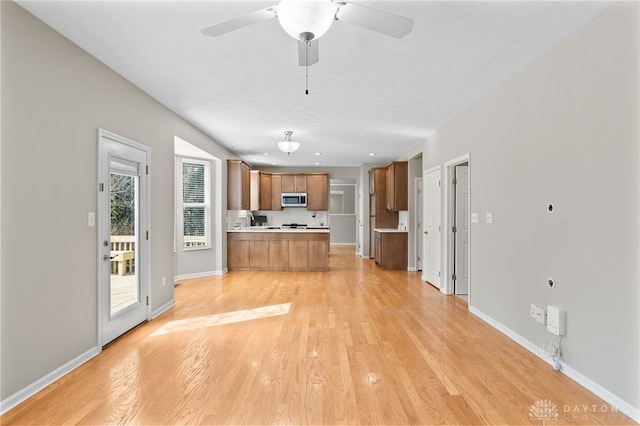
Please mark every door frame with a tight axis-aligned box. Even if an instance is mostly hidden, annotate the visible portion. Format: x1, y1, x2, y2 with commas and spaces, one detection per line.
443, 153, 471, 298
97, 129, 151, 347
415, 177, 423, 271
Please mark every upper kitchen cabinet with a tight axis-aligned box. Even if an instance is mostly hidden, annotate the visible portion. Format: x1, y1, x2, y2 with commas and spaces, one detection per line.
370, 167, 397, 228
227, 159, 251, 210
386, 161, 408, 211
306, 174, 329, 211
271, 174, 282, 211
250, 171, 273, 211
281, 174, 307, 193
259, 172, 272, 211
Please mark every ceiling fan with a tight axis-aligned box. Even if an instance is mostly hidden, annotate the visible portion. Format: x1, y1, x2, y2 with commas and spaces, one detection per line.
201, 0, 414, 68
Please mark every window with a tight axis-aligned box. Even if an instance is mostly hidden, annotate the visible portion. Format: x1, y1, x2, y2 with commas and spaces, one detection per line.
182, 159, 210, 249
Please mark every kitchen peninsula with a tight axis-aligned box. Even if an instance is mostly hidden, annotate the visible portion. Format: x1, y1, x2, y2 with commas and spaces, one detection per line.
227, 227, 329, 271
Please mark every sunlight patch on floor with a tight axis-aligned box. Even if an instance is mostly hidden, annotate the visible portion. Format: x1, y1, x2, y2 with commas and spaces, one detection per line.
150, 303, 292, 336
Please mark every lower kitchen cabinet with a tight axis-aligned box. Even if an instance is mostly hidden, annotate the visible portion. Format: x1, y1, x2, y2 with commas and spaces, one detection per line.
227, 231, 329, 271
374, 230, 408, 270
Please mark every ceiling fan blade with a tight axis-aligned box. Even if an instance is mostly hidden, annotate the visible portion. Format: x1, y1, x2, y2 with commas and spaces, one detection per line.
298, 39, 320, 67
201, 7, 277, 37
335, 1, 414, 39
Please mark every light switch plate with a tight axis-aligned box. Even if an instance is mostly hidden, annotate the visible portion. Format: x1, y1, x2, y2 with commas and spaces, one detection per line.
486, 212, 493, 224
88, 212, 95, 227
471, 213, 478, 223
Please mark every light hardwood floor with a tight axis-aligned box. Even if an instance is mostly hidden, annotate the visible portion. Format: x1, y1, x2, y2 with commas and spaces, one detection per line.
2, 246, 635, 425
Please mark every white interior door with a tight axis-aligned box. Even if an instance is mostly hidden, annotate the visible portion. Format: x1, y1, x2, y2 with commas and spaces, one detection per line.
454, 165, 469, 295
416, 177, 423, 271
98, 131, 149, 346
423, 168, 441, 288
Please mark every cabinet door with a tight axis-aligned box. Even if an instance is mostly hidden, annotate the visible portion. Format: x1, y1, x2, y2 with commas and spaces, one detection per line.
281, 174, 307, 193
271, 174, 282, 211
307, 174, 328, 211
227, 160, 252, 210
308, 239, 328, 270
295, 175, 307, 193
241, 162, 251, 210
386, 164, 395, 210
227, 238, 250, 270
249, 240, 269, 269
288, 240, 309, 270
386, 162, 408, 211
374, 236, 381, 265
269, 240, 288, 270
281, 175, 295, 193
259, 172, 272, 210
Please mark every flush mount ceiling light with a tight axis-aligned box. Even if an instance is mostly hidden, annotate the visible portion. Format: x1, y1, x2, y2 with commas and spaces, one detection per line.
277, 131, 300, 155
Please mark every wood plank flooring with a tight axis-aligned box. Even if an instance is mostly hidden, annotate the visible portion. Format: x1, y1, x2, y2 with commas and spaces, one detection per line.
2, 246, 635, 425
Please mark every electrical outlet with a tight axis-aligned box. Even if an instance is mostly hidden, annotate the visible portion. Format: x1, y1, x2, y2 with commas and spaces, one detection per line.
535, 307, 546, 324
530, 303, 537, 318
547, 305, 565, 335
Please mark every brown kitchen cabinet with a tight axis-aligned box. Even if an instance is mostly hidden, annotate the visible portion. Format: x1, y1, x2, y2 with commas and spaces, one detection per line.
386, 161, 408, 211
271, 174, 282, 211
374, 231, 408, 270
370, 167, 398, 228
227, 159, 252, 210
281, 174, 307, 193
259, 172, 272, 210
227, 231, 329, 271
306, 173, 329, 211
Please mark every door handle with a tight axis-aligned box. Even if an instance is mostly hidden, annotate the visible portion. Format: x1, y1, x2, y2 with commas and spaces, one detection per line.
103, 254, 111, 262
424, 231, 428, 235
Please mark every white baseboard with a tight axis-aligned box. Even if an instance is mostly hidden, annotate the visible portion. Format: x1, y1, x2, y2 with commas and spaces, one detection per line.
150, 299, 175, 320
174, 269, 226, 282
0, 346, 101, 416
469, 306, 640, 423
407, 266, 418, 272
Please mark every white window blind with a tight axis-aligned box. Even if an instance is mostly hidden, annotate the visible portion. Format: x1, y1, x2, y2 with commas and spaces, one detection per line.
182, 159, 210, 248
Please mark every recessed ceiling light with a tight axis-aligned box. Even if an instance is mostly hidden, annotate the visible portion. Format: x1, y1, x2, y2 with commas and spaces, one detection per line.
369, 153, 376, 156
314, 152, 321, 156
272, 162, 277, 165
314, 162, 320, 165
263, 152, 270, 156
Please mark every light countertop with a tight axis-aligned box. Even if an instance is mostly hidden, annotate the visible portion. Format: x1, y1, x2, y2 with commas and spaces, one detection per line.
374, 228, 408, 233
228, 227, 330, 233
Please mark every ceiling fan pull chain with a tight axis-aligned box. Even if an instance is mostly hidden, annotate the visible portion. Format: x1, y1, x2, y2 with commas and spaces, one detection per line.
305, 40, 309, 95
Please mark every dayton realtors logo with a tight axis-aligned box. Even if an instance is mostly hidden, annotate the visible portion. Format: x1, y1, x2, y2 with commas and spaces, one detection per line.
529, 399, 559, 425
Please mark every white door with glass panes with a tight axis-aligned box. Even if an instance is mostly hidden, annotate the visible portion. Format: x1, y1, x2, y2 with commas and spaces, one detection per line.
98, 130, 150, 346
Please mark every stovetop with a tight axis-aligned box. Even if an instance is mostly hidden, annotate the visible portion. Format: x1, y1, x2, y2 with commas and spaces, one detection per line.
281, 223, 307, 229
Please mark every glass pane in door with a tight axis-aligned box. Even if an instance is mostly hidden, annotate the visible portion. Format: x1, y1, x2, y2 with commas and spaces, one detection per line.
110, 171, 139, 317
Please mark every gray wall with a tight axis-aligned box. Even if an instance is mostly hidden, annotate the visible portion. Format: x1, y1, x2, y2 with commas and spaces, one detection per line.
1, 1, 235, 401
422, 2, 638, 410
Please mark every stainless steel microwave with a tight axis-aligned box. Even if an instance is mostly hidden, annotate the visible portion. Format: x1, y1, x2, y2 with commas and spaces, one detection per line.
281, 193, 307, 207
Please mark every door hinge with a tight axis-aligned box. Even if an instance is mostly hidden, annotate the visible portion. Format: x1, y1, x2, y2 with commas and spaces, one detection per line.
438, 271, 441, 277
417, 256, 420, 261
99, 183, 104, 192
452, 274, 457, 281
452, 226, 457, 233
146, 165, 149, 175
146, 231, 149, 240
453, 178, 457, 185
438, 180, 441, 187
146, 296, 149, 306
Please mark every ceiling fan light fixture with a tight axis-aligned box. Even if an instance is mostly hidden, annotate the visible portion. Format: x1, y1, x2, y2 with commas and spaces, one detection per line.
277, 0, 336, 41
277, 130, 301, 155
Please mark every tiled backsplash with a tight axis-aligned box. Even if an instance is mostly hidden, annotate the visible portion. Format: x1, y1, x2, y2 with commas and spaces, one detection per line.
227, 209, 329, 229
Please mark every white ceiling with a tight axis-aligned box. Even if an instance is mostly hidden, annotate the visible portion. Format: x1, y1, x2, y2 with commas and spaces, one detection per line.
18, 1, 612, 168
